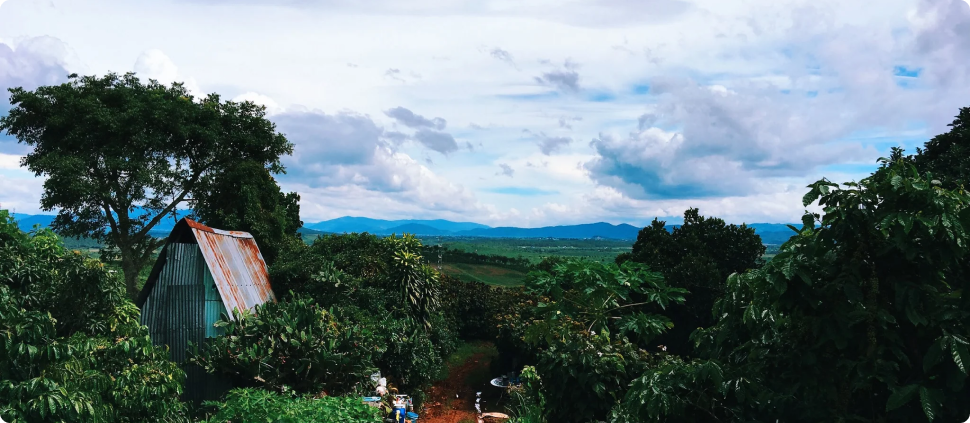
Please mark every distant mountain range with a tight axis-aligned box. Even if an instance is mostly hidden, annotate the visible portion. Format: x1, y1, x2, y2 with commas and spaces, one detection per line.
11, 210, 193, 237
305, 216, 490, 234
9, 212, 803, 244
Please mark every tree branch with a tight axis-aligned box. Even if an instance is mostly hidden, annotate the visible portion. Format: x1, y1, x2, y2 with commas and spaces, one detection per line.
101, 202, 120, 243
135, 168, 208, 239
594, 301, 657, 318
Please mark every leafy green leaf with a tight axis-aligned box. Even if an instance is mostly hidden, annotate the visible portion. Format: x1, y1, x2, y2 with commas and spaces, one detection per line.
952, 342, 970, 375
924, 338, 944, 373
886, 384, 918, 411
919, 387, 941, 422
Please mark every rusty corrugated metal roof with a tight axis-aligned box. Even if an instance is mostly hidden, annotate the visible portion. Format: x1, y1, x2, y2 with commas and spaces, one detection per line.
182, 218, 276, 320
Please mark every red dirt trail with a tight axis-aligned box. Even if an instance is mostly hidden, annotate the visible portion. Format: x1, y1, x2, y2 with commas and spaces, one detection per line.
419, 353, 490, 423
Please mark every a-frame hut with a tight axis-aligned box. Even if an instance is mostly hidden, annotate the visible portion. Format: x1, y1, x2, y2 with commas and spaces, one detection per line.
135, 218, 277, 401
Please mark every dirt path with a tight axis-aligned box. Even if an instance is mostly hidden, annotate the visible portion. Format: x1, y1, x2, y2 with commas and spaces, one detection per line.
420, 347, 511, 423
420, 352, 487, 423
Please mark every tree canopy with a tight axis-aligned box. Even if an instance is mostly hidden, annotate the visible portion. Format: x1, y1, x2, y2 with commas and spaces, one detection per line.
619, 156, 970, 422
0, 73, 293, 297
0, 210, 186, 422
191, 160, 302, 267
616, 208, 765, 355
912, 106, 970, 189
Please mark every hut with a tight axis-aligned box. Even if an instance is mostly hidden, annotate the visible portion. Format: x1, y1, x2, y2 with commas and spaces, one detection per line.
135, 218, 277, 401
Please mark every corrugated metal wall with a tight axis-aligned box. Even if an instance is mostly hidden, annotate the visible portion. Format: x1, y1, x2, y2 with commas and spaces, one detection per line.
204, 269, 226, 338
141, 243, 205, 363
140, 243, 230, 402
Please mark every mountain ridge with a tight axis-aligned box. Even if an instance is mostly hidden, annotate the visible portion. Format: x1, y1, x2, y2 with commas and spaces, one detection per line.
7, 212, 803, 243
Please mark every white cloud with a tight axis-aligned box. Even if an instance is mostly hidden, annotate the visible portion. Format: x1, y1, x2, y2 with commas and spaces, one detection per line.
0, 0, 967, 226
0, 153, 20, 170
0, 173, 45, 214
133, 49, 203, 97
232, 92, 284, 115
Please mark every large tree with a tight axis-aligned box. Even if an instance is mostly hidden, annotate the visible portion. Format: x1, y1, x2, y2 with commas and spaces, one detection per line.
620, 156, 970, 422
912, 106, 970, 189
191, 160, 302, 267
616, 208, 765, 355
0, 73, 293, 297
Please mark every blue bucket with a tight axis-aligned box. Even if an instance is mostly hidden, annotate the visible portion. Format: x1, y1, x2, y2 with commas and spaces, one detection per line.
407, 411, 419, 421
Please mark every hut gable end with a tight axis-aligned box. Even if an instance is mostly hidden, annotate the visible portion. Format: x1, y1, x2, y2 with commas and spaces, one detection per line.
134, 218, 276, 402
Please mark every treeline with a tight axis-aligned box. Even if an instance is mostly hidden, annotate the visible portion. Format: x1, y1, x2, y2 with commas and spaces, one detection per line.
483, 107, 970, 423
422, 245, 533, 271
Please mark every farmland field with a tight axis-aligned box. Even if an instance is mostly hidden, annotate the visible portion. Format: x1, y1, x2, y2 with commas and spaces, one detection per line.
419, 237, 633, 264
437, 263, 529, 287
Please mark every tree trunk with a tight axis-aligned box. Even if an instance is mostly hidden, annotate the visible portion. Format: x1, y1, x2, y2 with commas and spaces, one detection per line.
121, 252, 148, 300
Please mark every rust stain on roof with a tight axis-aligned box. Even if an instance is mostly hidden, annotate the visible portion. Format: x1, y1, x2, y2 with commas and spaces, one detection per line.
184, 218, 276, 319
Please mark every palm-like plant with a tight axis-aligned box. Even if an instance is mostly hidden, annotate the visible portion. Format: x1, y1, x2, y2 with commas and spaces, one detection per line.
389, 234, 440, 330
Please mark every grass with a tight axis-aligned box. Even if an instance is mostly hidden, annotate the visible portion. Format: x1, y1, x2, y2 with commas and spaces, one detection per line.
422, 237, 632, 264
439, 263, 529, 287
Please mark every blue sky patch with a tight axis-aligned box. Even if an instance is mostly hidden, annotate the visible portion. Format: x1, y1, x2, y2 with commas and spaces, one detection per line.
893, 66, 921, 78
818, 162, 881, 175
631, 84, 650, 95
587, 91, 617, 102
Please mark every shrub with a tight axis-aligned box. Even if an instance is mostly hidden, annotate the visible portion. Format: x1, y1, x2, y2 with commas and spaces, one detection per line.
440, 275, 497, 340
620, 157, 970, 422
190, 295, 382, 396
0, 211, 187, 423
518, 259, 684, 422
532, 327, 654, 422
202, 388, 381, 423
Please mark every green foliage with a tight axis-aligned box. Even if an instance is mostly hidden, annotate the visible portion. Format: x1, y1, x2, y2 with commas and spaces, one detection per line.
389, 234, 441, 330
0, 72, 293, 297
617, 208, 765, 355
620, 156, 970, 422
482, 290, 540, 378
534, 329, 655, 422
0, 210, 187, 423
507, 366, 547, 423
520, 259, 683, 422
261, 231, 457, 405
202, 388, 381, 423
912, 106, 970, 190
525, 260, 686, 343
440, 275, 497, 340
189, 295, 382, 396
423, 244, 533, 271
373, 316, 443, 396
192, 160, 302, 267
422, 237, 632, 265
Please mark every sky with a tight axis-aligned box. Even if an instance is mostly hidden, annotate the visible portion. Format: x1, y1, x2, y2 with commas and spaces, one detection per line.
0, 0, 968, 227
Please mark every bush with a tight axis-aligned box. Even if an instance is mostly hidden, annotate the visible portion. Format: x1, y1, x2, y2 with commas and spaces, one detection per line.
440, 275, 497, 340
620, 157, 970, 422
517, 259, 684, 422
190, 295, 382, 396
0, 211, 187, 423
507, 366, 547, 423
373, 315, 444, 395
533, 328, 654, 422
202, 388, 381, 423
